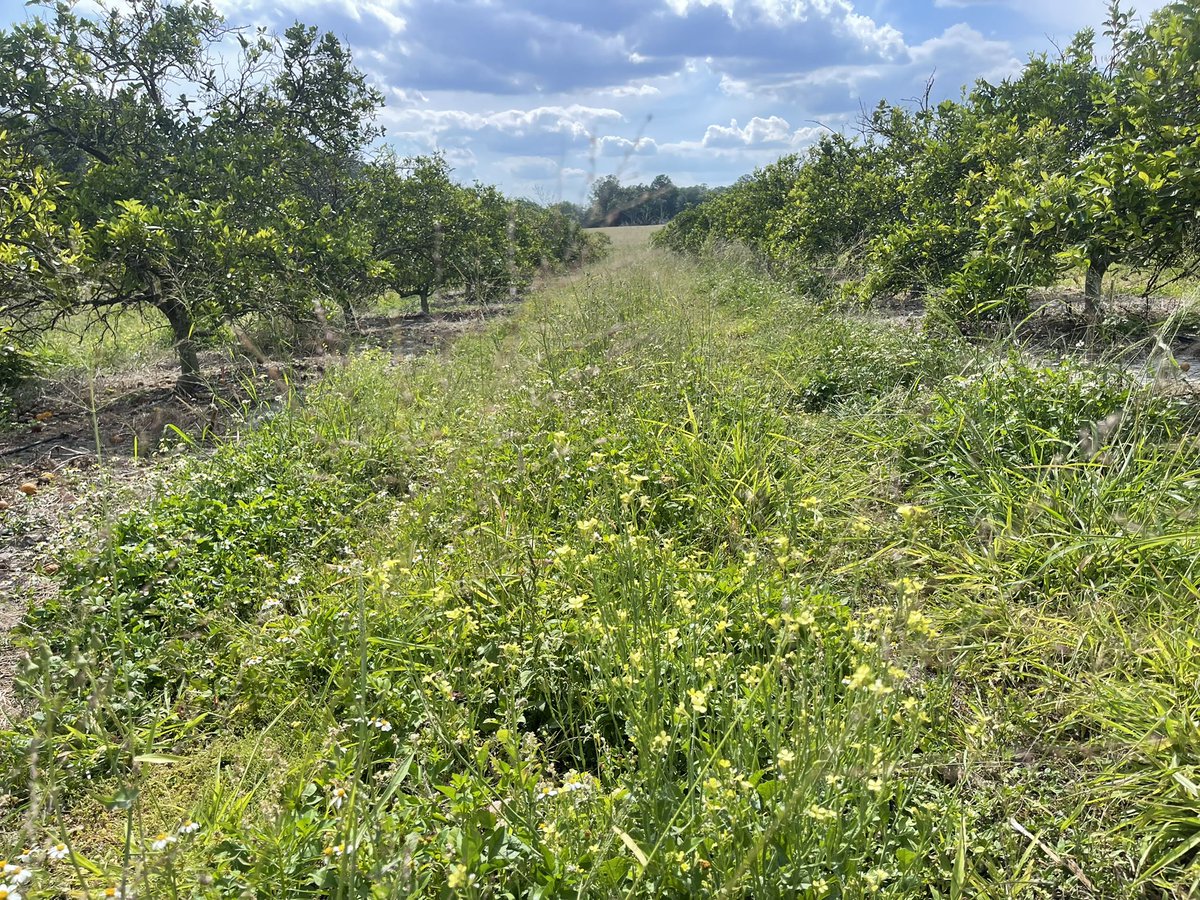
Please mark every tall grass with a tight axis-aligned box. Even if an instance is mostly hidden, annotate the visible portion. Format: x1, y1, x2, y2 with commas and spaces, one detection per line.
2, 242, 1199, 897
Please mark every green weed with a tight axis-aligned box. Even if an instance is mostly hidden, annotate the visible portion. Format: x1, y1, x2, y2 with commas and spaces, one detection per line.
2, 243, 1199, 897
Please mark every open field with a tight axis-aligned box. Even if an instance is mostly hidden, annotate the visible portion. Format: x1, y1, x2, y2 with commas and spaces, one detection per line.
1, 236, 1200, 897
587, 224, 664, 251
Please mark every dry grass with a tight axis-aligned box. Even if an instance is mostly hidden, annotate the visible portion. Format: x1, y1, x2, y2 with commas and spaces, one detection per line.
587, 224, 663, 250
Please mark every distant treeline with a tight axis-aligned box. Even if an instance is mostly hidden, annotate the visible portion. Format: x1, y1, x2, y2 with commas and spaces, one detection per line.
552, 175, 726, 228
655, 1, 1200, 324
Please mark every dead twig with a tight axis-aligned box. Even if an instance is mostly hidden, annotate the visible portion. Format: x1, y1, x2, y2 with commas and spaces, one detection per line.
1008, 817, 1096, 894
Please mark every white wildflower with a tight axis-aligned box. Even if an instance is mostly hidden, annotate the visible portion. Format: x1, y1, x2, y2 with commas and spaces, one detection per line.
330, 786, 347, 809
150, 833, 175, 852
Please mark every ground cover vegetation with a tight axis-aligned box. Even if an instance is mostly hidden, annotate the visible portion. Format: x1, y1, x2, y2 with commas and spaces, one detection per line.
654, 1, 1200, 327
0, 0, 603, 404
4, 0, 1200, 898
5, 224, 1200, 898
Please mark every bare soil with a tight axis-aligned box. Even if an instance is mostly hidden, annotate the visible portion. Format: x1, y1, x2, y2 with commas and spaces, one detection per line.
876, 287, 1200, 390
0, 299, 518, 724
1008, 289, 1200, 391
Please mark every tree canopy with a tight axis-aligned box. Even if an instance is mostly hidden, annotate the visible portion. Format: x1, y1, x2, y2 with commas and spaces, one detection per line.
654, 1, 1200, 324
0, 0, 604, 392
577, 174, 723, 227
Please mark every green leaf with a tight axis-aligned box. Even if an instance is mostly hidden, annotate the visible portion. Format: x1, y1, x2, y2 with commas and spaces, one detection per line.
133, 753, 185, 765
102, 786, 139, 810
951, 816, 967, 900
612, 826, 649, 867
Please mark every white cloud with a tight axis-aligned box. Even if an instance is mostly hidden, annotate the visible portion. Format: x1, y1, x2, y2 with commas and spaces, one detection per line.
215, 0, 407, 33
597, 135, 659, 156
843, 10, 903, 56
657, 0, 905, 60
710, 21, 1020, 112
440, 146, 479, 173
908, 23, 1021, 83
384, 104, 624, 139
362, 2, 406, 34
44, 0, 1111, 198
661, 118, 823, 160
501, 155, 563, 178
389, 87, 429, 105
702, 115, 792, 147
603, 84, 663, 98
663, 0, 728, 12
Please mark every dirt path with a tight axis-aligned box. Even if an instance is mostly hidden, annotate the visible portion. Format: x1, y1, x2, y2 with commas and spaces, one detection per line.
0, 298, 518, 724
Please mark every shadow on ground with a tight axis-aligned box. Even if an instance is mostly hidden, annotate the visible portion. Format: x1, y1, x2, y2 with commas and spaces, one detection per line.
0, 297, 520, 473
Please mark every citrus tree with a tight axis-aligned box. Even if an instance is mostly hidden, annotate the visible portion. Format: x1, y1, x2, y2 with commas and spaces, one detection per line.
361, 153, 476, 315
976, 2, 1200, 320
0, 132, 75, 310
0, 0, 381, 388
770, 132, 900, 280
0, 132, 77, 412
654, 155, 802, 260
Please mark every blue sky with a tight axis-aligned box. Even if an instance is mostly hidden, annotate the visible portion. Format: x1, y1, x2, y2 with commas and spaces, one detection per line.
2, 0, 1144, 202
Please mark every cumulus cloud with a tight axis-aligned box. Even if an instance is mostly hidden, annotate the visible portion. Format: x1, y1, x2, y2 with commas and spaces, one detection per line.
440, 146, 479, 172
702, 115, 792, 148
350, 2, 659, 96
662, 119, 824, 159
380, 102, 651, 167
501, 155, 564, 179
909, 23, 1020, 82
33, 0, 1099, 198
214, 0, 406, 35
660, 0, 903, 54
603, 84, 663, 98
219, 0, 913, 98
632, 0, 906, 82
389, 87, 429, 105
597, 135, 659, 156
709, 20, 1019, 116
385, 104, 624, 139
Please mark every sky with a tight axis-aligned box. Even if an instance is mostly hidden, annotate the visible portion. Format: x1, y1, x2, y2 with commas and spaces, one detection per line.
1, 0, 1143, 203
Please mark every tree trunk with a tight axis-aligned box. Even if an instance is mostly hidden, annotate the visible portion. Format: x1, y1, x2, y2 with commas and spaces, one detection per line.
334, 293, 357, 329
158, 296, 203, 394
419, 291, 430, 317
1084, 258, 1108, 323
